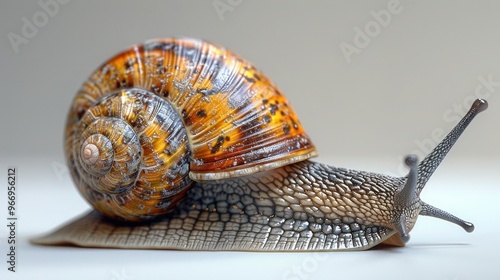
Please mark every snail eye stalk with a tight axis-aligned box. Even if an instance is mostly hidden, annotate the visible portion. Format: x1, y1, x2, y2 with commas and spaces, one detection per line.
396, 99, 487, 242
416, 99, 488, 194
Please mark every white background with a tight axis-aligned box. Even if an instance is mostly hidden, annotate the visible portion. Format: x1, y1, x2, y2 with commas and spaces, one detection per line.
1, 1, 499, 279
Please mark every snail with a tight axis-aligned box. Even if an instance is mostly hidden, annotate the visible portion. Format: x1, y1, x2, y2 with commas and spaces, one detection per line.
33, 37, 487, 251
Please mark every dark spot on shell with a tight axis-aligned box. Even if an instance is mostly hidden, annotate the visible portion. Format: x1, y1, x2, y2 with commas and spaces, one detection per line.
283, 123, 291, 135
225, 136, 230, 141
196, 110, 207, 118
254, 73, 261, 81
124, 61, 133, 70
151, 84, 160, 93
211, 136, 225, 154
244, 76, 256, 83
156, 67, 167, 74
77, 108, 85, 119
280, 111, 285, 116
119, 79, 132, 88
182, 109, 193, 126
164, 148, 173, 156
262, 99, 269, 105
263, 115, 271, 124
270, 104, 278, 115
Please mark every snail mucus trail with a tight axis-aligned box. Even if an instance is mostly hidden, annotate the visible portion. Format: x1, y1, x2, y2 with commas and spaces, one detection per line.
32, 38, 487, 251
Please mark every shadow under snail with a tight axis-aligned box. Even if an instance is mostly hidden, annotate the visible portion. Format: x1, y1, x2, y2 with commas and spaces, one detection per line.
34, 37, 488, 251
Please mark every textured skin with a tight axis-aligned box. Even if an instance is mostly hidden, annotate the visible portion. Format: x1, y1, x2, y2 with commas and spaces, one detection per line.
34, 160, 400, 251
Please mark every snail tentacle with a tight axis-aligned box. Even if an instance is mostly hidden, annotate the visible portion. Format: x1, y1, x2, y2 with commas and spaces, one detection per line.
393, 154, 418, 243
416, 99, 488, 193
420, 202, 475, 233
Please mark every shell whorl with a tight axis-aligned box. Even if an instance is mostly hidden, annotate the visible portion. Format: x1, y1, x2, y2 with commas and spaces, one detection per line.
66, 38, 317, 221
71, 90, 192, 221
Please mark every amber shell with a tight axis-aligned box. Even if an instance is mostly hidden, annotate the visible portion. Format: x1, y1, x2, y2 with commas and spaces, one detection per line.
66, 38, 317, 220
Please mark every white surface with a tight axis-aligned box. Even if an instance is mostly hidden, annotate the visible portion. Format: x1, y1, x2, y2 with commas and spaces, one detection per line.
0, 157, 499, 280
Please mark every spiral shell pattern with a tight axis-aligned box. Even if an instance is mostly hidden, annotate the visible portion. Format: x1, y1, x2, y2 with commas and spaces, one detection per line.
66, 38, 317, 221
71, 89, 191, 221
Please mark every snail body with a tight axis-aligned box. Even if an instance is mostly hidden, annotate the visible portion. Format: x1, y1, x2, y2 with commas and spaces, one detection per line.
34, 38, 486, 251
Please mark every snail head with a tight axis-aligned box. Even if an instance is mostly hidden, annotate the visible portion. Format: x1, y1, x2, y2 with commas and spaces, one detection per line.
392, 99, 487, 243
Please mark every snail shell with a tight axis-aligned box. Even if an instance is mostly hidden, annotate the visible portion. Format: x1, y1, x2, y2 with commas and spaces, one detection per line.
66, 38, 316, 221
33, 38, 486, 251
